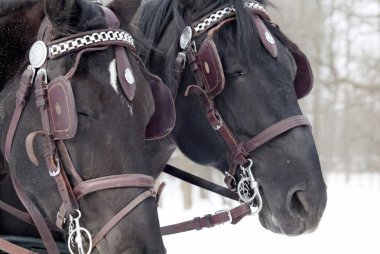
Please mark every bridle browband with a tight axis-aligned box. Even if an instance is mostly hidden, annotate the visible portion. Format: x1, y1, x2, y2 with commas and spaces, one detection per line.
161, 1, 312, 234
1, 7, 158, 254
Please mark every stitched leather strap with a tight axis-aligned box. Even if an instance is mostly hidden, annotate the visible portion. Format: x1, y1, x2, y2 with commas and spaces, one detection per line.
160, 204, 251, 235
4, 67, 34, 161
74, 174, 155, 200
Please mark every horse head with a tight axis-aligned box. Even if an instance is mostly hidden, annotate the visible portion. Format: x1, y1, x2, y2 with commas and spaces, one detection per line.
1, 0, 165, 253
139, 0, 327, 236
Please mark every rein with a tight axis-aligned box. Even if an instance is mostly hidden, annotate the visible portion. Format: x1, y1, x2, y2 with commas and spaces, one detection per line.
0, 7, 158, 254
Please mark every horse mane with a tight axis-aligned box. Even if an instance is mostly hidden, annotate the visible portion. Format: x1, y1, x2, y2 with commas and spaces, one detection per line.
0, 0, 41, 18
138, 0, 270, 87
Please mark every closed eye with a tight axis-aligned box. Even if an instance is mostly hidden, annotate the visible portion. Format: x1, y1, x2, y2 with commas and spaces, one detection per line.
77, 112, 94, 119
225, 71, 247, 80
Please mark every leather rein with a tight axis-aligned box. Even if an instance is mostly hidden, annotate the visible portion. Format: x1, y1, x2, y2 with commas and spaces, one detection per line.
0, 8, 158, 254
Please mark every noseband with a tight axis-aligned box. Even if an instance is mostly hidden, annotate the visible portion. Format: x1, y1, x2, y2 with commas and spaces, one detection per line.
3, 7, 158, 254
173, 1, 311, 208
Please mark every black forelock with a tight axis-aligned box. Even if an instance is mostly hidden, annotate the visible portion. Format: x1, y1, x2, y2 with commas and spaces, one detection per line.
0, 0, 41, 18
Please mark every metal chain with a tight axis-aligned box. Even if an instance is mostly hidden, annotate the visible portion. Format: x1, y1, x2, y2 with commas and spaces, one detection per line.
193, 1, 269, 33
49, 30, 135, 58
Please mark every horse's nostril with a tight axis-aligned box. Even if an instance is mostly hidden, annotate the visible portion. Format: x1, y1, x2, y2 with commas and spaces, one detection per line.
288, 190, 310, 221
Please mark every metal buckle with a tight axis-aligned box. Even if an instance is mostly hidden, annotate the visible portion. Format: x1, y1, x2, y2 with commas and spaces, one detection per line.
36, 68, 48, 85
213, 112, 224, 130
224, 171, 236, 187
177, 52, 187, 70
49, 157, 61, 177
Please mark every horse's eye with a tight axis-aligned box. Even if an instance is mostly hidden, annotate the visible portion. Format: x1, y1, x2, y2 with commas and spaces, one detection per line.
225, 71, 246, 79
77, 112, 94, 119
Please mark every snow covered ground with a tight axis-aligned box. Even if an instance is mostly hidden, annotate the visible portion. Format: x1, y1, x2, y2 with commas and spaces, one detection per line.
158, 172, 380, 254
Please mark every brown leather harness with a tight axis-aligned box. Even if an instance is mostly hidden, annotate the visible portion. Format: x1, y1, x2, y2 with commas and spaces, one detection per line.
0, 7, 162, 254
160, 1, 314, 235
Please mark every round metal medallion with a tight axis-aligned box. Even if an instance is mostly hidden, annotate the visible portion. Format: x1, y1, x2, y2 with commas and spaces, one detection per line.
124, 68, 135, 84
265, 31, 275, 45
180, 26, 193, 50
29, 41, 47, 68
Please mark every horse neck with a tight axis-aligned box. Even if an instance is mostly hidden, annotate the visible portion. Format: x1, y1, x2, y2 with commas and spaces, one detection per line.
0, 1, 44, 88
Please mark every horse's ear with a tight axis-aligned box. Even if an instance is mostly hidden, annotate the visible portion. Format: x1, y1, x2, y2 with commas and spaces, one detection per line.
45, 0, 80, 35
107, 0, 142, 29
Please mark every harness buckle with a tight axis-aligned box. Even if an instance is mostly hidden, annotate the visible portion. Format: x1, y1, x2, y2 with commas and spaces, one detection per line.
49, 156, 61, 177
212, 111, 224, 130
177, 52, 187, 70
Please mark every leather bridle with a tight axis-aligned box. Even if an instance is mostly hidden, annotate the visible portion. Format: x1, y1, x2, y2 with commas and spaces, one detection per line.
162, 1, 312, 234
1, 7, 159, 254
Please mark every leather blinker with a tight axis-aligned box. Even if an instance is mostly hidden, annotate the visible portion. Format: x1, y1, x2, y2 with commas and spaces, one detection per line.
196, 37, 225, 98
47, 76, 78, 140
145, 75, 175, 140
290, 48, 314, 99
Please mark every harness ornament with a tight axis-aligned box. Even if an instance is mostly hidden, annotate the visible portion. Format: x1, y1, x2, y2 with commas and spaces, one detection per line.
68, 210, 92, 254
237, 159, 263, 215
180, 26, 193, 50
29, 41, 47, 68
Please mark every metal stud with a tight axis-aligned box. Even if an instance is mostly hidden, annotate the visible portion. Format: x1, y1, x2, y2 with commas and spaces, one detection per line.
124, 68, 135, 84
265, 31, 275, 45
29, 41, 47, 68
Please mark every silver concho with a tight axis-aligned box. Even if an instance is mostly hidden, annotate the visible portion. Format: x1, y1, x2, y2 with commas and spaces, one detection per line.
180, 26, 193, 50
265, 31, 275, 45
29, 41, 47, 68
124, 68, 135, 84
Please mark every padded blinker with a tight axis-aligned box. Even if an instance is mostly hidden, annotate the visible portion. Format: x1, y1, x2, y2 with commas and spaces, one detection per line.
290, 48, 314, 99
144, 73, 175, 140
196, 37, 225, 98
47, 76, 78, 140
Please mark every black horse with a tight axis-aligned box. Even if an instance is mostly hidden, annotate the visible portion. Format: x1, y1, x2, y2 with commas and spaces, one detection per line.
138, 0, 327, 236
0, 0, 167, 253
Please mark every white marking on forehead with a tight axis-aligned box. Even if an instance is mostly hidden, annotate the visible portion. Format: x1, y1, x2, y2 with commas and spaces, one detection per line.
108, 59, 119, 94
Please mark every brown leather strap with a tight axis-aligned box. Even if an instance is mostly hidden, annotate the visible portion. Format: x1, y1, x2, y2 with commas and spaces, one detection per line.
57, 140, 83, 185
224, 115, 310, 189
74, 174, 155, 200
244, 115, 311, 153
0, 238, 38, 254
160, 204, 251, 235
0, 200, 34, 226
11, 177, 60, 254
92, 189, 156, 247
5, 67, 34, 161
